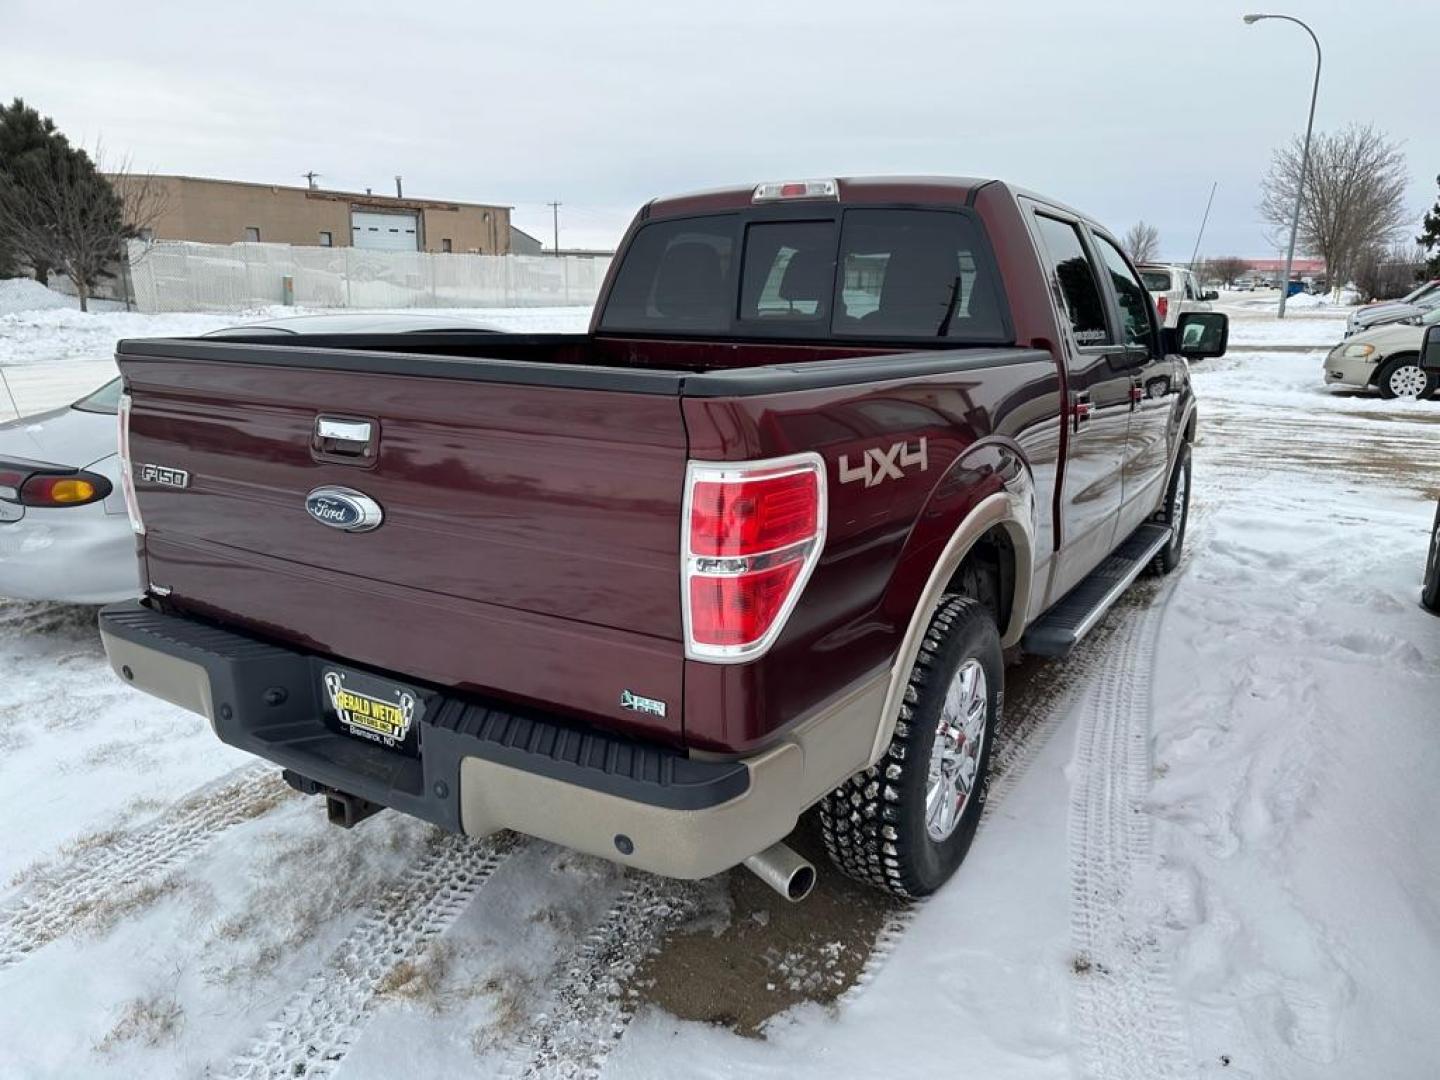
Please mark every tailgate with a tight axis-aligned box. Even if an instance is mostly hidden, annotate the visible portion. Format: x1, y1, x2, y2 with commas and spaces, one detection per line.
119, 350, 688, 742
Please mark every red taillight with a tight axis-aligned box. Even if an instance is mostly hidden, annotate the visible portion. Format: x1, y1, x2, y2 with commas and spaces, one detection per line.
118, 390, 145, 534
687, 562, 804, 647
0, 467, 25, 501
1156, 295, 1169, 321
689, 470, 819, 557
683, 454, 826, 661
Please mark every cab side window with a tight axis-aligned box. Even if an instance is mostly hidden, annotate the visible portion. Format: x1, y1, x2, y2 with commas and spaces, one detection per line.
1093, 235, 1156, 348
1033, 214, 1111, 346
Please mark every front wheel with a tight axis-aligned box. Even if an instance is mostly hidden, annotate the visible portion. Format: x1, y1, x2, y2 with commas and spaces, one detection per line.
1151, 442, 1192, 576
819, 595, 1001, 898
1422, 502, 1440, 614
1376, 354, 1436, 400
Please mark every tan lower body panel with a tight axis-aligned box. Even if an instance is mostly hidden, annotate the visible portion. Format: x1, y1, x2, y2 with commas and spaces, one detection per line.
100, 629, 216, 724
460, 673, 887, 879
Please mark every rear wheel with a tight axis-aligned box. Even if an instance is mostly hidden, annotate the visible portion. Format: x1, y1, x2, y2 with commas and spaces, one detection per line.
1376, 354, 1435, 400
1422, 502, 1440, 614
1151, 442, 1192, 576
819, 596, 1001, 898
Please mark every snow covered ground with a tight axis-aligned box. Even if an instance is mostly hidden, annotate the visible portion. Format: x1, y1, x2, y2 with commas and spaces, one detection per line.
1, 294, 1438, 1079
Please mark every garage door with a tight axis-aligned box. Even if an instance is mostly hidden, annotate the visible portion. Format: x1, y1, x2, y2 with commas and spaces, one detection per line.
351, 210, 419, 251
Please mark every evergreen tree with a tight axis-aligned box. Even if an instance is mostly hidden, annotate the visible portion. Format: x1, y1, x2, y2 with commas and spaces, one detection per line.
1419, 174, 1440, 278
0, 98, 70, 280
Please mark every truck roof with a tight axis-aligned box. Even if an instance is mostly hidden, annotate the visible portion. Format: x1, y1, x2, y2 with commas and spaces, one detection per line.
642, 175, 1101, 234
645, 176, 993, 218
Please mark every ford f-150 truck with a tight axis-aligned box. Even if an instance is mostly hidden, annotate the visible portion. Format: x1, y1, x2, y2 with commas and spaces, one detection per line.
100, 177, 1227, 901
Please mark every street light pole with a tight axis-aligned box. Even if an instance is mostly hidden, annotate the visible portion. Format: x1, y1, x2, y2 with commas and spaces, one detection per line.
1244, 13, 1322, 319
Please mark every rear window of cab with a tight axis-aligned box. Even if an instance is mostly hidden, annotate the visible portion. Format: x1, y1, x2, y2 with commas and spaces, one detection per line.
599, 208, 1011, 344
1139, 269, 1173, 291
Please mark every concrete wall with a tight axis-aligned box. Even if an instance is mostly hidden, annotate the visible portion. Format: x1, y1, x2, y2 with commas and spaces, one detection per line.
127, 239, 612, 312
132, 176, 511, 254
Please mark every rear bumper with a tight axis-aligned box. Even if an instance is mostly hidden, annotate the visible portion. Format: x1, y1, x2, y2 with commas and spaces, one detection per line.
98, 600, 881, 879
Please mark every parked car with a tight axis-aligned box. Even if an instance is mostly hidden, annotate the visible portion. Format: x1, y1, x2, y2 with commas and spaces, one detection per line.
101, 176, 1227, 902
0, 377, 141, 604
1325, 306, 1440, 399
1423, 325, 1440, 615
1345, 279, 1440, 337
1138, 263, 1216, 328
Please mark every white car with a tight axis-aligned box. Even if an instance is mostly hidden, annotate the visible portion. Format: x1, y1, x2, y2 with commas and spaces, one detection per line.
1137, 263, 1215, 328
0, 377, 141, 604
1323, 306, 1440, 399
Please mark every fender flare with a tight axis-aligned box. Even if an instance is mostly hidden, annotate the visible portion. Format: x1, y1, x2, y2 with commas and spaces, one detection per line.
867, 485, 1036, 765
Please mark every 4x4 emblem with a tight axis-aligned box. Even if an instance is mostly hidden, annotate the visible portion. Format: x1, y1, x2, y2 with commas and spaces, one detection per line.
838, 438, 928, 488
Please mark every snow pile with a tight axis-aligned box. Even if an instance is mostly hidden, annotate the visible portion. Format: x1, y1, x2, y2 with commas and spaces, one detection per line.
0, 277, 76, 315
1282, 292, 1329, 309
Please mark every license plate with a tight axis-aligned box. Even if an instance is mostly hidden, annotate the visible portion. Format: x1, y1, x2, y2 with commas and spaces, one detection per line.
320, 665, 426, 755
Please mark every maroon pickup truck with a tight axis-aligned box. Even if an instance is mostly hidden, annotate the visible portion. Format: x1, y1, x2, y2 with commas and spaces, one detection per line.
100, 177, 1226, 901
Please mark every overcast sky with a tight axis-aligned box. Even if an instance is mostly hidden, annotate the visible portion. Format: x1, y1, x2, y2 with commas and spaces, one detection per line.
3, 0, 1435, 260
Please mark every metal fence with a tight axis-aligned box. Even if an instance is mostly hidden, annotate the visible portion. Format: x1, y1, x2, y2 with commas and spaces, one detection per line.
126, 240, 612, 313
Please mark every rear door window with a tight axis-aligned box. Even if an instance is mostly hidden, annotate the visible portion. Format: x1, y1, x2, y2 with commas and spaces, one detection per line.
833, 209, 1007, 341
1033, 215, 1112, 346
599, 216, 737, 333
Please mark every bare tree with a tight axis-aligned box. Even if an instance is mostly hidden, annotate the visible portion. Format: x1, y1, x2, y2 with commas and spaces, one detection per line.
1352, 243, 1425, 302
1122, 221, 1161, 264
0, 146, 167, 310
1204, 256, 1250, 288
1259, 123, 1408, 293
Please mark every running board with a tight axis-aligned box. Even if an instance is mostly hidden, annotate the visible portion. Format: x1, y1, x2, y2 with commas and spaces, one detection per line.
1022, 523, 1172, 658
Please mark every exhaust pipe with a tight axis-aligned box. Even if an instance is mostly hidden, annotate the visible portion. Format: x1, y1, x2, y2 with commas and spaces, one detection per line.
743, 842, 816, 902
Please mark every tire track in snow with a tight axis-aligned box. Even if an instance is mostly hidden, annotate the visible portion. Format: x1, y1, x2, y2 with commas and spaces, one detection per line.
225, 833, 514, 1080
839, 600, 1143, 1008
0, 764, 289, 972
1067, 584, 1193, 1079
503, 873, 701, 1080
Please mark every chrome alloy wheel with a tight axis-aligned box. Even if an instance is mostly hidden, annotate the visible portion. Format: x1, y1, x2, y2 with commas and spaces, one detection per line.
1388, 362, 1429, 398
925, 658, 988, 841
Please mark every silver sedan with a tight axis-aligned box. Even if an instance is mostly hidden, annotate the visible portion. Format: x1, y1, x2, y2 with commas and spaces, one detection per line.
0, 377, 142, 604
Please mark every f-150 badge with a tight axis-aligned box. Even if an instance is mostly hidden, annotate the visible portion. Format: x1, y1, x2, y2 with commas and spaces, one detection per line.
838, 437, 928, 488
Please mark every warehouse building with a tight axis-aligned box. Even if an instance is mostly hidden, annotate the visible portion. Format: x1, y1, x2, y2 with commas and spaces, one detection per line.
135, 175, 512, 254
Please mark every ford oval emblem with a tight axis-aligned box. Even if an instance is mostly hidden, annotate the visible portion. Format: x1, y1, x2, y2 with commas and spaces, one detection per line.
305, 486, 384, 532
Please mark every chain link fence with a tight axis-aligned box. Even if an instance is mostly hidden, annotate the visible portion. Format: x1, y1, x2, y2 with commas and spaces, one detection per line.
126, 240, 612, 313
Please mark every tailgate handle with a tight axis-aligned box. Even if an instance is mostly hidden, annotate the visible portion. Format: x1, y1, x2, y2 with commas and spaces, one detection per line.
317, 418, 372, 443
313, 416, 377, 463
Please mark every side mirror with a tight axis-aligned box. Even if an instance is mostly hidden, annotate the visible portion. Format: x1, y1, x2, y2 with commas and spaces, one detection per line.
1421, 324, 1440, 373
1172, 311, 1228, 359
1203, 290, 1220, 301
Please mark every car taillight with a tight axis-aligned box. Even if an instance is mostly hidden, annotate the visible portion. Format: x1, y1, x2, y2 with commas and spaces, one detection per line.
0, 467, 24, 502
117, 390, 145, 534
683, 453, 826, 661
752, 179, 839, 203
1156, 295, 1169, 322
21, 472, 111, 506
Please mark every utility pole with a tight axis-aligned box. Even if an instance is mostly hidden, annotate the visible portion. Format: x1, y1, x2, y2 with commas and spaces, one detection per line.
548, 201, 562, 256
303, 171, 321, 191
1188, 181, 1217, 272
